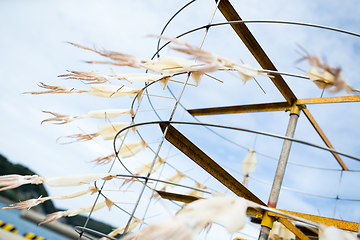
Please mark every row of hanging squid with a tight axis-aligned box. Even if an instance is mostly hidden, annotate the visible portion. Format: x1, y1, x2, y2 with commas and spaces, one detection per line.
3, 36, 358, 240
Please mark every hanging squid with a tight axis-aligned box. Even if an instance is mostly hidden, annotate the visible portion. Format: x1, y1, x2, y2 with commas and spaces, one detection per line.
298, 48, 360, 94
161, 170, 186, 191
0, 173, 115, 191
241, 149, 257, 186
92, 139, 148, 165
186, 182, 208, 198
41, 109, 135, 124
24, 82, 143, 100
119, 194, 248, 240
99, 218, 144, 240
39, 198, 114, 225
1, 186, 98, 210
59, 70, 176, 89
57, 122, 136, 144
269, 221, 296, 240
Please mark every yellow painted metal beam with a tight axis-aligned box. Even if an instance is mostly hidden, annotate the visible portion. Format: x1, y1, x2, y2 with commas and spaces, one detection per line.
187, 102, 290, 116
278, 218, 311, 240
216, 0, 297, 104
270, 209, 358, 232
297, 95, 360, 105
160, 123, 266, 207
302, 108, 348, 170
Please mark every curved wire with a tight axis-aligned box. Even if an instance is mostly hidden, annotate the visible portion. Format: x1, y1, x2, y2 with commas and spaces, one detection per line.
113, 120, 360, 162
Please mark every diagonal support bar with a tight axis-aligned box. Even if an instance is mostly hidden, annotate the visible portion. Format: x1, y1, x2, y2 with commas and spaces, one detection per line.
187, 102, 290, 116
216, 0, 297, 104
278, 218, 311, 240
159, 123, 266, 206
302, 108, 348, 170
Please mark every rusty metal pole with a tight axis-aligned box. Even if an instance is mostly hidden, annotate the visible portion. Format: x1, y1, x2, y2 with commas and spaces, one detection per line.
258, 103, 301, 240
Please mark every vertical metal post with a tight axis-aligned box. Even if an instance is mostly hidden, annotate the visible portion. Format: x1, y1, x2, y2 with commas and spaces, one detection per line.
258, 103, 301, 240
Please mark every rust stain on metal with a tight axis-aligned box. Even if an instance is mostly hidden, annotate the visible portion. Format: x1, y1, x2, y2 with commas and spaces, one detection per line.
160, 123, 266, 208
278, 218, 311, 240
270, 209, 359, 232
187, 102, 290, 116
216, 0, 297, 104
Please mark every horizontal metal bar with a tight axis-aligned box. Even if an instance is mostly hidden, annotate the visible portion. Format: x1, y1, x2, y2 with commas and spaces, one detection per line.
187, 102, 290, 116
160, 122, 266, 207
271, 209, 359, 232
297, 95, 360, 105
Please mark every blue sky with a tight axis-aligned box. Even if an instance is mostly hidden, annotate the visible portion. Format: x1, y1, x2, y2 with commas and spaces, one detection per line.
1, 0, 360, 239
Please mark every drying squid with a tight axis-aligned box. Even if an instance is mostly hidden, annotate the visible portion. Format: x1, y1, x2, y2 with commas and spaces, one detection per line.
100, 218, 143, 240
269, 221, 295, 240
58, 122, 136, 144
68, 42, 143, 68
0, 173, 115, 191
41, 109, 135, 124
39, 199, 114, 225
186, 182, 207, 198
2, 186, 98, 210
25, 83, 143, 100
318, 224, 358, 240
162, 170, 186, 191
298, 49, 360, 94
121, 157, 165, 186
119, 194, 248, 240
241, 149, 257, 185
92, 139, 148, 165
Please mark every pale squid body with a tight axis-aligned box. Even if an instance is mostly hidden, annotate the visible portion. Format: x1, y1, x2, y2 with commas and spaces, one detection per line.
269, 221, 295, 240
136, 157, 165, 175
186, 182, 207, 198
2, 187, 98, 210
97, 122, 136, 141
92, 139, 148, 165
42, 109, 134, 125
39, 199, 113, 225
141, 56, 199, 74
0, 174, 45, 191
318, 225, 358, 240
44, 173, 115, 187
163, 170, 186, 189
120, 194, 248, 240
233, 64, 260, 84
241, 149, 257, 176
100, 218, 143, 240
307, 67, 335, 90
87, 84, 142, 98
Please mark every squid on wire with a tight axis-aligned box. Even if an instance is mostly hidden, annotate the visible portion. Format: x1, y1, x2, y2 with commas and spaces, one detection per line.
99, 218, 144, 240
57, 122, 136, 144
41, 109, 135, 125
318, 224, 358, 240
297, 47, 360, 94
38, 198, 114, 225
1, 186, 98, 210
121, 157, 166, 187
91, 139, 149, 165
241, 149, 257, 186
24, 82, 143, 101
186, 182, 208, 198
119, 194, 248, 240
0, 173, 115, 191
161, 170, 186, 191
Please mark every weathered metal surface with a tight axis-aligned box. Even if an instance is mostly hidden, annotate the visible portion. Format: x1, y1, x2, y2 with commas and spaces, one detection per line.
216, 0, 297, 104
297, 95, 360, 105
268, 111, 299, 208
270, 209, 359, 232
302, 108, 348, 170
187, 102, 290, 116
160, 123, 266, 207
278, 218, 311, 240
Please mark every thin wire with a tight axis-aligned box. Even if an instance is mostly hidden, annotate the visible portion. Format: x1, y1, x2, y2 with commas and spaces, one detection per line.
333, 170, 344, 217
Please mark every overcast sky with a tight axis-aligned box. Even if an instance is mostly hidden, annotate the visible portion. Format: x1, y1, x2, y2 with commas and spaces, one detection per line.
1, 0, 360, 239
